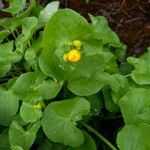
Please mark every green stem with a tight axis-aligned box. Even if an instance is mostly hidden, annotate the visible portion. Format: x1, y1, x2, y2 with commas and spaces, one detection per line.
82, 122, 117, 150
10, 29, 16, 39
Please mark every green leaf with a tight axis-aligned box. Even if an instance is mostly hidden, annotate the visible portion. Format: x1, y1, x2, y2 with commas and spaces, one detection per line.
85, 93, 103, 116
101, 49, 119, 73
0, 0, 36, 30
37, 79, 63, 100
42, 97, 90, 147
68, 55, 105, 96
0, 30, 10, 43
11, 145, 24, 150
1, 0, 26, 15
0, 130, 10, 150
40, 9, 97, 79
90, 15, 121, 47
20, 102, 42, 123
110, 74, 129, 104
9, 121, 41, 150
12, 72, 63, 101
0, 88, 19, 126
127, 50, 150, 85
0, 41, 21, 77
12, 72, 45, 102
39, 1, 59, 26
0, 64, 11, 77
38, 139, 65, 150
117, 123, 150, 150
119, 88, 150, 125
102, 88, 118, 113
67, 130, 96, 150
15, 17, 38, 52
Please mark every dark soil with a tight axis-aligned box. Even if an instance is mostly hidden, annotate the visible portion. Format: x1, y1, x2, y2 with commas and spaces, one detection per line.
1, 0, 150, 56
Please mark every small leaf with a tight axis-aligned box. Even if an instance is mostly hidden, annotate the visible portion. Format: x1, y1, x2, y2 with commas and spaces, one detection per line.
9, 121, 41, 150
102, 88, 118, 113
15, 17, 38, 52
127, 50, 150, 85
0, 88, 19, 126
39, 1, 59, 25
90, 15, 121, 47
42, 97, 90, 147
67, 130, 96, 150
0, 30, 10, 43
85, 93, 103, 116
20, 102, 42, 123
1, 0, 26, 15
117, 123, 150, 150
0, 41, 21, 77
119, 88, 150, 125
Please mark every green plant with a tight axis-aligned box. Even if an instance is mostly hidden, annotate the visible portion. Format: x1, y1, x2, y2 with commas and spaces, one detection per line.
0, 1, 149, 150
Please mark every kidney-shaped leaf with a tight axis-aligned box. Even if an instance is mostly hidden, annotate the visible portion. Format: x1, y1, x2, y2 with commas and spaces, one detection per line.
68, 55, 105, 96
117, 123, 150, 150
119, 88, 150, 125
42, 97, 90, 147
40, 9, 96, 79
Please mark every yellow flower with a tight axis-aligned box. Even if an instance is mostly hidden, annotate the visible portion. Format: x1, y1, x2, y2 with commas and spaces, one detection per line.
73, 40, 81, 49
63, 49, 81, 62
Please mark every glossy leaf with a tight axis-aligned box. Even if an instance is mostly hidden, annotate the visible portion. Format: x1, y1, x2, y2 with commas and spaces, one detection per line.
42, 97, 90, 147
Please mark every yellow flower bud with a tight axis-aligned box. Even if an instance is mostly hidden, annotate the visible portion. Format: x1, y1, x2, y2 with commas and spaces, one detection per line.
73, 40, 81, 49
63, 53, 68, 62
67, 49, 81, 62
33, 102, 45, 110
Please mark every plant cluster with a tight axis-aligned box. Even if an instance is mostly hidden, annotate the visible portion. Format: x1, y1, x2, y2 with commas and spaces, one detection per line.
0, 1, 150, 150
